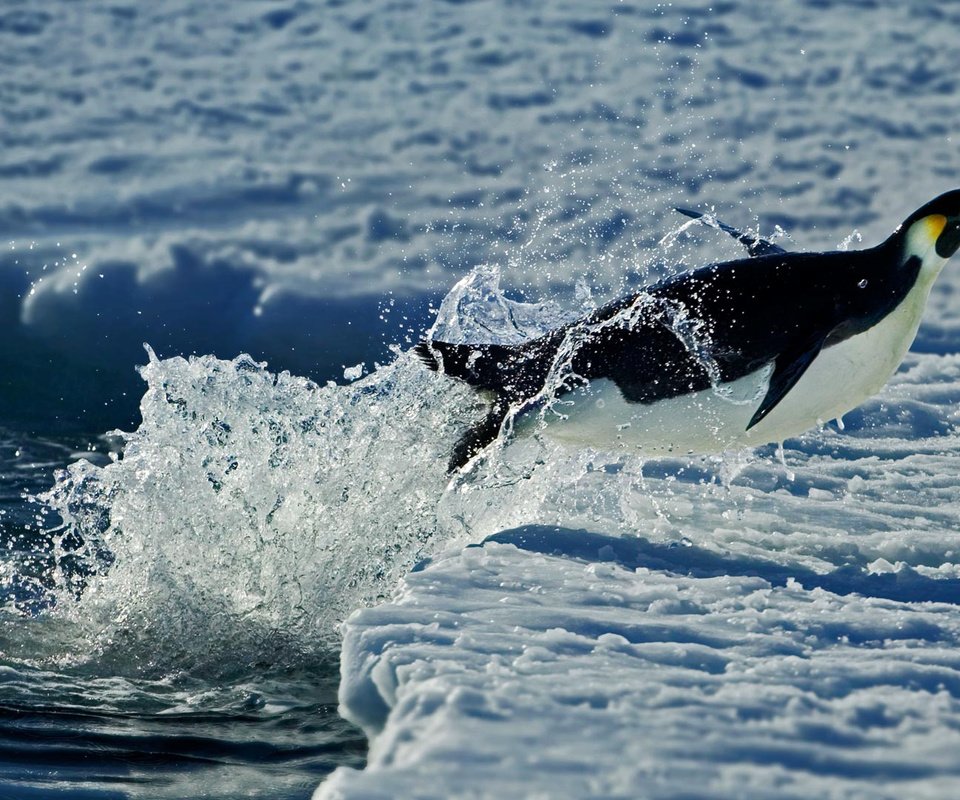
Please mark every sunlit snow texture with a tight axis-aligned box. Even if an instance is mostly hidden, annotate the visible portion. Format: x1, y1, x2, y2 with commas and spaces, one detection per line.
326, 544, 960, 800
320, 365, 960, 799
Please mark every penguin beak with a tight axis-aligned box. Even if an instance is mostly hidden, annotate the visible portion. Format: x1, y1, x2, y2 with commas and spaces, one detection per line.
936, 216, 960, 258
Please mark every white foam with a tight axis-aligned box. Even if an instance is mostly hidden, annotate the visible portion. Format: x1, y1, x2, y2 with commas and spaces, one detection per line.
41, 346, 487, 674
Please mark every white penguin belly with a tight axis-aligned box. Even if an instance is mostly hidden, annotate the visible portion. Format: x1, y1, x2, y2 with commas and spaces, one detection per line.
515, 370, 769, 454
517, 280, 933, 454
748, 281, 930, 443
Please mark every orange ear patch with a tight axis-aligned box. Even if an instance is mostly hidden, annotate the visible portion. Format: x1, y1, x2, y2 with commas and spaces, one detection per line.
923, 214, 948, 244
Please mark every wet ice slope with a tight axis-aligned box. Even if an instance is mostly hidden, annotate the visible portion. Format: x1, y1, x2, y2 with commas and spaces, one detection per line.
326, 552, 960, 799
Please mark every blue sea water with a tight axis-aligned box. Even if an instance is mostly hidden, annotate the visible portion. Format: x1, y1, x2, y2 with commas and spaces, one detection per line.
2, 0, 960, 797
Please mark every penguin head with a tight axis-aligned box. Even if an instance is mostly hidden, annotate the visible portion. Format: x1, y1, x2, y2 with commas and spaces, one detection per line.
897, 189, 960, 264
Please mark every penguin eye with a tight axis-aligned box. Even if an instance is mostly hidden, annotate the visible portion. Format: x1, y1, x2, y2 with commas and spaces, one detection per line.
936, 217, 960, 258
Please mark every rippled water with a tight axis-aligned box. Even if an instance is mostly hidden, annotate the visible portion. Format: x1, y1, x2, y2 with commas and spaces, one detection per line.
0, 661, 364, 800
0, 423, 366, 798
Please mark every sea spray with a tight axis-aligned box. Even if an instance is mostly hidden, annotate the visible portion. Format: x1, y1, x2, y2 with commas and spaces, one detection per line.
41, 345, 484, 675
34, 262, 941, 679
34, 268, 671, 674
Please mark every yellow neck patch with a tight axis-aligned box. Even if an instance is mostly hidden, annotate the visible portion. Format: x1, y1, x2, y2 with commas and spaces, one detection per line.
921, 214, 947, 246
906, 213, 947, 259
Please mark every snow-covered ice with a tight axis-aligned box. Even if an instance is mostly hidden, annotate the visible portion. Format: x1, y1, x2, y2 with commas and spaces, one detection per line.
322, 540, 960, 799
316, 354, 960, 799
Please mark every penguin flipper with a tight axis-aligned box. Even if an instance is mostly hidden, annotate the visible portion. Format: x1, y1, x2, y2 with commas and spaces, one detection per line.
674, 207, 787, 257
746, 336, 826, 430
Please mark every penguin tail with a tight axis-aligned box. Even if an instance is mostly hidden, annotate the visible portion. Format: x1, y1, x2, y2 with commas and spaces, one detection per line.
412, 339, 519, 391
412, 340, 442, 371
414, 339, 530, 472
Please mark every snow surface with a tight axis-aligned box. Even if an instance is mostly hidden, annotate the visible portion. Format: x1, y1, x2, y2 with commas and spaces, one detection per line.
5, 0, 960, 430
315, 352, 960, 799
322, 542, 960, 800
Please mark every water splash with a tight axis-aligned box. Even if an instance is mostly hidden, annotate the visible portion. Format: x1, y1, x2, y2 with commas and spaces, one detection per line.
31, 265, 714, 675
838, 230, 863, 251
23, 247, 827, 677
39, 344, 486, 676
428, 264, 577, 345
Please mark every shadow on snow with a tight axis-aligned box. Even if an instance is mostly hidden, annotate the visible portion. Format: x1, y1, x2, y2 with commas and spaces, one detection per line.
476, 525, 960, 606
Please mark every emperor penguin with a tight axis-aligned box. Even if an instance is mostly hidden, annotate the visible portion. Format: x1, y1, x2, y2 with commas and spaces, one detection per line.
416, 190, 960, 472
